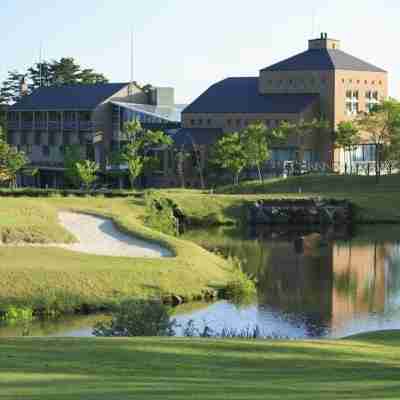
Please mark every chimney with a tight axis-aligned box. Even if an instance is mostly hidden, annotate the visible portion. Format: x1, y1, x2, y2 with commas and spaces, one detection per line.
20, 76, 28, 97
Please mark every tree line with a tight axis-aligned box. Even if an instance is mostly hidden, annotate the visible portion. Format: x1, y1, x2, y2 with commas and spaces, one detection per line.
1, 97, 400, 190
0, 58, 109, 105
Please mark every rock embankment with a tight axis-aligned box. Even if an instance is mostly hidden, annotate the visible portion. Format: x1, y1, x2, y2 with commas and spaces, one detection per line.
248, 199, 353, 226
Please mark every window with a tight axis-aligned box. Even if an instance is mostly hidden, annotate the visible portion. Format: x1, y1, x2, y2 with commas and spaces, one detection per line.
227, 119, 232, 126
79, 132, 86, 146
365, 80, 368, 84
372, 81, 375, 85
366, 91, 379, 112
25, 144, 32, 155
379, 80, 382, 85
197, 119, 203, 126
190, 119, 195, 126
20, 132, 27, 146
48, 132, 56, 146
42, 146, 50, 157
268, 80, 273, 85
63, 132, 70, 146
35, 131, 42, 146
289, 79, 293, 85
207, 119, 211, 126
342, 79, 345, 83
346, 90, 359, 116
236, 119, 241, 127
7, 131, 15, 145
357, 80, 360, 84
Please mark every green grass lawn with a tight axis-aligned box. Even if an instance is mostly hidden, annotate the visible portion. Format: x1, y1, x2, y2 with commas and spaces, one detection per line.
0, 196, 233, 312
0, 331, 399, 399
214, 174, 400, 223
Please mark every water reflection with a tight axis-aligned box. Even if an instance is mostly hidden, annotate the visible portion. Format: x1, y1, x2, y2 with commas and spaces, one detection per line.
181, 225, 400, 338
2, 225, 400, 339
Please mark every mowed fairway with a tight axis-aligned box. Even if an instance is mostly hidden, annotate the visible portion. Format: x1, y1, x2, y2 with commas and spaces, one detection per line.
0, 197, 233, 311
1, 331, 400, 399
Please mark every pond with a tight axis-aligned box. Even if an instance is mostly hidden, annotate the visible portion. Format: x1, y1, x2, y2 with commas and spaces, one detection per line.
2, 224, 400, 339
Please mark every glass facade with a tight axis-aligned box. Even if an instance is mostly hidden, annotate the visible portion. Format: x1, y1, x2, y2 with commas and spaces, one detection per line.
340, 144, 376, 164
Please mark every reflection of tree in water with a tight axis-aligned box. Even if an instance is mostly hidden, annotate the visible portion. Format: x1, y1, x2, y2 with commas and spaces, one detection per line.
255, 232, 333, 337
385, 243, 400, 310
183, 225, 400, 337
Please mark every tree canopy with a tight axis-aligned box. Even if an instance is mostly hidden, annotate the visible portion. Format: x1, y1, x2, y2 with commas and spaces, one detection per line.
0, 58, 109, 104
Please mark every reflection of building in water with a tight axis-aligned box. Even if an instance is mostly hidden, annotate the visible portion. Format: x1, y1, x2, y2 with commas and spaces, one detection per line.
258, 234, 333, 337
258, 233, 392, 337
330, 242, 388, 334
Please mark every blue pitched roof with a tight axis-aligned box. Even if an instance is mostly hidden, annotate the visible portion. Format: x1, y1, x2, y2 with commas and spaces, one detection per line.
183, 78, 319, 114
10, 83, 129, 111
262, 49, 386, 72
171, 128, 223, 147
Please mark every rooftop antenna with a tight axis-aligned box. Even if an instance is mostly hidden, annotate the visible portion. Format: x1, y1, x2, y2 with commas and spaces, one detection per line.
39, 41, 43, 87
311, 4, 316, 37
129, 27, 134, 94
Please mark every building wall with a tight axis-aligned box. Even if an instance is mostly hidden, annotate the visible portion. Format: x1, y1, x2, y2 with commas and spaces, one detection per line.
333, 70, 388, 130
259, 70, 336, 125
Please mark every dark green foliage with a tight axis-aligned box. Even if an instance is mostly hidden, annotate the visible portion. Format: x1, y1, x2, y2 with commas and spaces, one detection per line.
145, 193, 181, 236
223, 260, 257, 303
64, 145, 82, 188
93, 299, 176, 337
1, 58, 109, 104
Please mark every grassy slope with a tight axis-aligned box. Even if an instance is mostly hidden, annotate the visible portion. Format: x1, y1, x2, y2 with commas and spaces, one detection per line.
1, 331, 399, 399
0, 197, 233, 310
215, 174, 400, 223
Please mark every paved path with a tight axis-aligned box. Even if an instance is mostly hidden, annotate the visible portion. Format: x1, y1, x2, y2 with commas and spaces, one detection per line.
58, 211, 172, 258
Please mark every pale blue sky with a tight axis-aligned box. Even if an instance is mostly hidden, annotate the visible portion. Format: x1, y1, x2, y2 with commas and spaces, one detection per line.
1, 0, 399, 103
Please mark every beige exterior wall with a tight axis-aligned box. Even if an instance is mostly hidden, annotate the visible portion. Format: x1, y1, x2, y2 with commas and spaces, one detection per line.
333, 69, 388, 129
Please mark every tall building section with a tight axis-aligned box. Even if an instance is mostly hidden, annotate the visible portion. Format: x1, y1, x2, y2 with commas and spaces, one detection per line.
180, 33, 388, 172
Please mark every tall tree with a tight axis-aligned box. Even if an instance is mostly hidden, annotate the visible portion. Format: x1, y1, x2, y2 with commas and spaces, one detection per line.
277, 118, 330, 164
212, 132, 247, 185
78, 69, 108, 85
64, 145, 83, 188
335, 121, 361, 174
27, 61, 53, 89
356, 99, 400, 182
0, 71, 27, 104
0, 58, 109, 104
50, 57, 81, 85
0, 138, 29, 188
76, 160, 99, 191
116, 121, 172, 189
242, 122, 270, 182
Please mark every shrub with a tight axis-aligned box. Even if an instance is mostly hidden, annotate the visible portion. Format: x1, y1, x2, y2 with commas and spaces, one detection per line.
144, 194, 180, 236
223, 259, 257, 302
92, 299, 176, 337
2, 306, 34, 323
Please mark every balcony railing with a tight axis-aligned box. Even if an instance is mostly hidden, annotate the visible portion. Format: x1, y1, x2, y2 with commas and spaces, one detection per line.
7, 121, 19, 129
21, 122, 34, 130
35, 121, 47, 130
79, 121, 93, 130
48, 121, 61, 130
63, 121, 78, 130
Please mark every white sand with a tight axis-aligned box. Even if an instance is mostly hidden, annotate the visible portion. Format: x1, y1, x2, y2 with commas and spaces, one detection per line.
58, 211, 172, 258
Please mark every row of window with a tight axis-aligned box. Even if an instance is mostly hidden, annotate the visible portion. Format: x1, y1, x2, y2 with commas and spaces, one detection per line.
189, 119, 287, 128
267, 78, 328, 87
17, 145, 89, 159
8, 111, 92, 122
265, 78, 383, 88
342, 78, 383, 85
8, 131, 89, 147
345, 90, 380, 115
